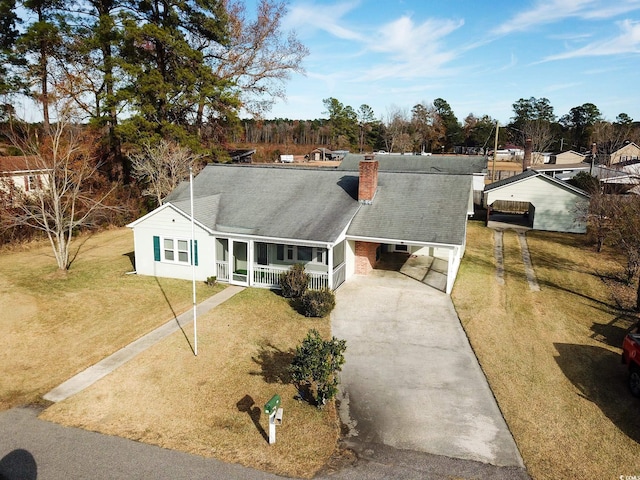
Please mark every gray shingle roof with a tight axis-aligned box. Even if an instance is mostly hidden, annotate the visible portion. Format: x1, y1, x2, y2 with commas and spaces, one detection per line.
165, 164, 360, 243
338, 154, 486, 175
164, 164, 472, 247
348, 172, 472, 246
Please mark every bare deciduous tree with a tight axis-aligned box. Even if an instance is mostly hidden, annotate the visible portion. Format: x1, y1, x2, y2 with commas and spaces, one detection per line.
384, 106, 410, 153
2, 105, 117, 270
524, 120, 555, 164
201, 0, 309, 123
129, 140, 202, 207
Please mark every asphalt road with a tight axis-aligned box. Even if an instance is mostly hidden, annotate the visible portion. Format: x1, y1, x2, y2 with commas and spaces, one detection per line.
1, 406, 530, 480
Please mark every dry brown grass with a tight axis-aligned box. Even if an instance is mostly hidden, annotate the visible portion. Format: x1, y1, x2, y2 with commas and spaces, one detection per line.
0, 228, 221, 410
452, 221, 640, 480
40, 287, 338, 478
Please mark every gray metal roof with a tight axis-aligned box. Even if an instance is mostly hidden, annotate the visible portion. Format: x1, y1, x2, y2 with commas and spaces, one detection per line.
164, 164, 472, 247
484, 169, 589, 197
339, 153, 487, 175
484, 169, 539, 190
348, 172, 472, 246
165, 164, 360, 243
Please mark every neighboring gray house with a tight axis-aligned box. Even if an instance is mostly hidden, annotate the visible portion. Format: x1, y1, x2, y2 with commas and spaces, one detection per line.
484, 170, 589, 233
338, 153, 487, 175
340, 153, 487, 205
128, 159, 474, 294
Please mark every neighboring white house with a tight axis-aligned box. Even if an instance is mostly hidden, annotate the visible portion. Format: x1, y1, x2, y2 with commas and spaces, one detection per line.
484, 170, 589, 233
128, 156, 475, 294
0, 156, 50, 196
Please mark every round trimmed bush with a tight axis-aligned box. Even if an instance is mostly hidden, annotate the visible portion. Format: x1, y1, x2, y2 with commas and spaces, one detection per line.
300, 288, 336, 317
280, 263, 310, 298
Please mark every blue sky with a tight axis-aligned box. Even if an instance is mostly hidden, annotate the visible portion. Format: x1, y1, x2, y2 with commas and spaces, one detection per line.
264, 0, 640, 124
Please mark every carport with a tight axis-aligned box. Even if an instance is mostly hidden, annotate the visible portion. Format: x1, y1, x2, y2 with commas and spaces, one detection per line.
483, 170, 589, 233
346, 238, 463, 293
486, 199, 534, 229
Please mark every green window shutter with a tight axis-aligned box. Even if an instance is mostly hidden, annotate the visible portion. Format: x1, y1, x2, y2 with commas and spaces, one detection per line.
191, 240, 198, 266
153, 236, 160, 261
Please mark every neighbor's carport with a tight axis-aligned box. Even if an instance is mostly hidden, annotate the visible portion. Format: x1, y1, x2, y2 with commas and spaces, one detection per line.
483, 170, 589, 233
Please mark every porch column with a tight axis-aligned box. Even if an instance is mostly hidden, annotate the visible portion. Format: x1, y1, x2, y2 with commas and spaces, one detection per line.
446, 246, 463, 295
328, 247, 334, 290
248, 240, 254, 287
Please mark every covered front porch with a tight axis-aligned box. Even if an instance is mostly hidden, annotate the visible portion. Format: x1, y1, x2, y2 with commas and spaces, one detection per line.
213, 237, 347, 291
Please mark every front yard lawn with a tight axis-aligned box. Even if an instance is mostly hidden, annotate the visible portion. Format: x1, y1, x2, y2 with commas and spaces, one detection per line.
452, 221, 640, 480
40, 287, 338, 478
3, 228, 339, 478
0, 228, 220, 410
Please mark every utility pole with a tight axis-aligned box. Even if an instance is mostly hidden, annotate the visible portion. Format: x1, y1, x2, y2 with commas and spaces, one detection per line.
491, 121, 499, 182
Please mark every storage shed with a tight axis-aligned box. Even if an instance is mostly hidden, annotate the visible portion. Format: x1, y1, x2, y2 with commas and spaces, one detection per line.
484, 170, 589, 233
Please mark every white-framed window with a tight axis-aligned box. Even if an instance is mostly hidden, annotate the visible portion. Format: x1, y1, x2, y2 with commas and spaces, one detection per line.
163, 238, 190, 263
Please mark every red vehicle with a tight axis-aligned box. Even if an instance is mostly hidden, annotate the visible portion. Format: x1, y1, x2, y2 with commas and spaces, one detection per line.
622, 331, 640, 396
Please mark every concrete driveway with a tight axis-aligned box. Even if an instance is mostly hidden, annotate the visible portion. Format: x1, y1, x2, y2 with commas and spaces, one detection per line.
332, 270, 524, 468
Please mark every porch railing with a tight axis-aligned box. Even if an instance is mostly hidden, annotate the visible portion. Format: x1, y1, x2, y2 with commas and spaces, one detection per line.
218, 262, 337, 290
216, 261, 229, 282
253, 265, 329, 290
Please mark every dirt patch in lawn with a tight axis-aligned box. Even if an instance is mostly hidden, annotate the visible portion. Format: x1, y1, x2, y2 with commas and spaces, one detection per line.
40, 288, 339, 479
452, 221, 640, 480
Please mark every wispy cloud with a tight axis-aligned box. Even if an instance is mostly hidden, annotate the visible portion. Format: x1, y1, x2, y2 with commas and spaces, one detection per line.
494, 0, 640, 35
542, 19, 640, 60
285, 2, 465, 81
361, 16, 464, 80
542, 82, 583, 92
283, 1, 364, 41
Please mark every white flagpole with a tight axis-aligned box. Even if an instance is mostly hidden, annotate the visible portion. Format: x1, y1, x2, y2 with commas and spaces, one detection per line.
190, 165, 198, 356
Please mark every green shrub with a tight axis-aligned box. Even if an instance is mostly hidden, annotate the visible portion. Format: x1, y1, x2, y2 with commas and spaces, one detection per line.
205, 276, 217, 286
300, 288, 336, 317
289, 329, 347, 408
279, 263, 310, 298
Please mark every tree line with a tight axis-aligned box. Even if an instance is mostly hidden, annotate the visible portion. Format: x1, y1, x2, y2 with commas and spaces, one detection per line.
0, 0, 307, 179
238, 97, 640, 162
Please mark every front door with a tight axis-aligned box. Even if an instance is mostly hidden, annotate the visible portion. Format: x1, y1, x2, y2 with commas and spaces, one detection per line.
230, 240, 249, 286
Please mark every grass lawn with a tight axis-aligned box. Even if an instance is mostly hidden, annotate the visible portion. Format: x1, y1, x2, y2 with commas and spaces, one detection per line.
452, 220, 640, 480
40, 287, 338, 478
4, 227, 339, 478
0, 228, 221, 410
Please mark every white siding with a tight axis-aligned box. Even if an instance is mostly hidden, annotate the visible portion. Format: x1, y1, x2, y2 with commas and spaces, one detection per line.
345, 240, 357, 282
131, 206, 216, 281
486, 176, 588, 233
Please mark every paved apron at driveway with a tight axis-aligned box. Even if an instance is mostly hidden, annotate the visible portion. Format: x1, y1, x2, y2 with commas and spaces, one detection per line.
332, 271, 524, 468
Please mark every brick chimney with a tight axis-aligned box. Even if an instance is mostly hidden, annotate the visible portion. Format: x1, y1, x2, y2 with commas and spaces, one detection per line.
523, 138, 532, 170
358, 159, 378, 204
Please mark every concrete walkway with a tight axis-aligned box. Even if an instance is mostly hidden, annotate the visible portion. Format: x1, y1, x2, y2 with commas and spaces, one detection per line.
44, 285, 244, 403
333, 271, 525, 470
